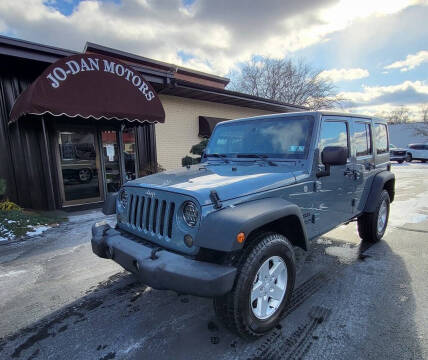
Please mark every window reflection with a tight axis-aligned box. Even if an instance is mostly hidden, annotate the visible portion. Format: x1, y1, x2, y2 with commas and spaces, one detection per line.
319, 121, 349, 156
374, 123, 388, 154
122, 128, 137, 181
354, 122, 372, 157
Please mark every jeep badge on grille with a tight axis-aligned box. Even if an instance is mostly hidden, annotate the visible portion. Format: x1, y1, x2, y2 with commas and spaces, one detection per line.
145, 190, 156, 198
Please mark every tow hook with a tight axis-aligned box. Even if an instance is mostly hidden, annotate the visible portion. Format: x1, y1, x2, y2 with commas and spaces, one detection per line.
150, 247, 162, 260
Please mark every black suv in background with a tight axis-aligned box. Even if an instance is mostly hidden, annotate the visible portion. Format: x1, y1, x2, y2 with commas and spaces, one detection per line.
389, 144, 410, 163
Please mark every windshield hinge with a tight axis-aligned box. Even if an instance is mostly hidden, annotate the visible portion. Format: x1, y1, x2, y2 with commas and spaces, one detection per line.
210, 190, 222, 209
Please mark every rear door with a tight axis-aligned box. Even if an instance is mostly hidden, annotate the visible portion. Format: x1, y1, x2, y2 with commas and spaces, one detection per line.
351, 119, 377, 213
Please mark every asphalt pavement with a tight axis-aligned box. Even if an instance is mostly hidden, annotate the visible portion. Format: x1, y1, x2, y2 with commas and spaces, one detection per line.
0, 162, 427, 360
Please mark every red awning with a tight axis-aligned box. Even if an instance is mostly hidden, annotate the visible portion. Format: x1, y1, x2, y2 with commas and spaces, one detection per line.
9, 53, 165, 124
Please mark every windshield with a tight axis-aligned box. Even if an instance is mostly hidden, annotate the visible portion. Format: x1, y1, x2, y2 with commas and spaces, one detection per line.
205, 115, 314, 159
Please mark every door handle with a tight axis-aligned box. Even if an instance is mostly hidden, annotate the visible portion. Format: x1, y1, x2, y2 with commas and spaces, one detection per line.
364, 162, 375, 170
344, 168, 353, 177
344, 168, 361, 180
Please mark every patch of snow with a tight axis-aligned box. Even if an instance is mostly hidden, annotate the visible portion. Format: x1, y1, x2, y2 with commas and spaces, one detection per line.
26, 225, 51, 237
0, 224, 14, 242
0, 269, 27, 278
389, 189, 428, 227
325, 244, 359, 264
7, 220, 17, 224
316, 238, 333, 245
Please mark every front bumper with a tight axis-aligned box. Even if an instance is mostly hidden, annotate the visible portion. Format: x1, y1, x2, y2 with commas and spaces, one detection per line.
91, 222, 237, 297
390, 153, 407, 161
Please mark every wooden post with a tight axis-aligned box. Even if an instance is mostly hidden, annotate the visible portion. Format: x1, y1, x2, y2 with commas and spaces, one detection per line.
41, 115, 56, 210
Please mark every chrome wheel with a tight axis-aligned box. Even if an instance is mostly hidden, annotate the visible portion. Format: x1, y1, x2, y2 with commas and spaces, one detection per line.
250, 256, 287, 320
78, 169, 91, 182
377, 199, 388, 234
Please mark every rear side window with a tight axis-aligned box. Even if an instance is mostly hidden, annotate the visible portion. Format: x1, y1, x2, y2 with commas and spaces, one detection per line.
374, 123, 388, 154
319, 121, 349, 157
354, 122, 372, 157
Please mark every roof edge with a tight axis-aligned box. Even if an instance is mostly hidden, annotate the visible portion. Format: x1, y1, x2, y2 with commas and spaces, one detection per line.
84, 41, 229, 85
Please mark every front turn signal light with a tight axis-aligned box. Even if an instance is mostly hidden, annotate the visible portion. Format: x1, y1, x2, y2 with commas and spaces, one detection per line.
236, 232, 245, 244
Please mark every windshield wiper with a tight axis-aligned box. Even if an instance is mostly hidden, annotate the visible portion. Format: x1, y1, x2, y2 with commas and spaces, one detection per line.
205, 153, 229, 163
236, 153, 278, 166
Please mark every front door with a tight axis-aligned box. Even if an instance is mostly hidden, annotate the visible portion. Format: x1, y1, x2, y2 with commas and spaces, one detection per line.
314, 117, 355, 235
58, 129, 103, 205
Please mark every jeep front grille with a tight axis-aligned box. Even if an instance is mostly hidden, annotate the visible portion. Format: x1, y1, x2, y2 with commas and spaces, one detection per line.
126, 194, 176, 238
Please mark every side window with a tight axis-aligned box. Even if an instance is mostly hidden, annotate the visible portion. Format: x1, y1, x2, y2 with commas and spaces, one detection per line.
374, 123, 388, 154
354, 122, 372, 157
319, 121, 349, 157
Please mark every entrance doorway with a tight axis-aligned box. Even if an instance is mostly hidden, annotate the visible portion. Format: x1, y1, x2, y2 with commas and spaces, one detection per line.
58, 129, 103, 205
56, 126, 139, 207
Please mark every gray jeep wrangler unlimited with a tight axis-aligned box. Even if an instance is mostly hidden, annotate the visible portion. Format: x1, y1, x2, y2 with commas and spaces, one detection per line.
92, 111, 394, 338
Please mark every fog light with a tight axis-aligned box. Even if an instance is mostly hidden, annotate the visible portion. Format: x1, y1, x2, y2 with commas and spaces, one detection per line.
184, 234, 193, 247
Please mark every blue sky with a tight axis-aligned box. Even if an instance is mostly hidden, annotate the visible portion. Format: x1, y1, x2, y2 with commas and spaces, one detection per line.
1, 0, 427, 118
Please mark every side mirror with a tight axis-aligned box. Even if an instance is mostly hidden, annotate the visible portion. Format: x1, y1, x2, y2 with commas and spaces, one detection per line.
102, 192, 117, 215
317, 146, 347, 177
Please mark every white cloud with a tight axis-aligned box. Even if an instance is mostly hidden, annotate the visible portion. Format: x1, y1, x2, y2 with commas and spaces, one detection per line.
319, 68, 369, 82
340, 80, 428, 105
384, 50, 428, 71
0, 0, 426, 75
341, 80, 428, 118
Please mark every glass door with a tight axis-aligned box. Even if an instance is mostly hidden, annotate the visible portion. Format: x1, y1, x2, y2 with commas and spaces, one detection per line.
58, 129, 103, 205
101, 130, 121, 193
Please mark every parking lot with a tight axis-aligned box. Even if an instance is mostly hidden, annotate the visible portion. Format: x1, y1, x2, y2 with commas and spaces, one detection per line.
0, 162, 427, 360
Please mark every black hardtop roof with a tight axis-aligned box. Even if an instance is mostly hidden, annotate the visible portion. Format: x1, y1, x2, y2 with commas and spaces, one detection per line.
216, 110, 386, 126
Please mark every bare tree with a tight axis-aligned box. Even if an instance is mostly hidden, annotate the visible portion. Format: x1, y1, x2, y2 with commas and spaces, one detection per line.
421, 104, 428, 123
228, 57, 345, 109
384, 106, 410, 124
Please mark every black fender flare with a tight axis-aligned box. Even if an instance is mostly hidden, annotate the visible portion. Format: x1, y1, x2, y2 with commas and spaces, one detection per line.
363, 171, 395, 213
195, 197, 308, 252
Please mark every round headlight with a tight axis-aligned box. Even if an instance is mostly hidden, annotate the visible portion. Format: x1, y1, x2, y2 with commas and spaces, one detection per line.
118, 189, 128, 208
182, 201, 199, 227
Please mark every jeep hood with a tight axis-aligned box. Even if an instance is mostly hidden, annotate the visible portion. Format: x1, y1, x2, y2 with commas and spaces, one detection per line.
125, 163, 302, 206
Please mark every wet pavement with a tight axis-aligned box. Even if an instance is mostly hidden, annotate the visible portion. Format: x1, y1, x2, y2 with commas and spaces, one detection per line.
0, 163, 427, 360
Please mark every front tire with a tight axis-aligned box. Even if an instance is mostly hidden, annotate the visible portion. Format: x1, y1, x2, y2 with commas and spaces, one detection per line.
407, 154, 412, 162
213, 232, 296, 338
357, 190, 390, 243
398, 160, 404, 164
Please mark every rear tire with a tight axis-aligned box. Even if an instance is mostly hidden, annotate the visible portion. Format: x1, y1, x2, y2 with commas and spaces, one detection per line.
357, 190, 390, 243
213, 232, 296, 339
398, 160, 404, 164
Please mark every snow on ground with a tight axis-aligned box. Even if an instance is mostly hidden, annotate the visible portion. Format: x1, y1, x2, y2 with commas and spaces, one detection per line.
389, 122, 428, 148
0, 224, 14, 242
325, 244, 359, 264
25, 225, 51, 237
